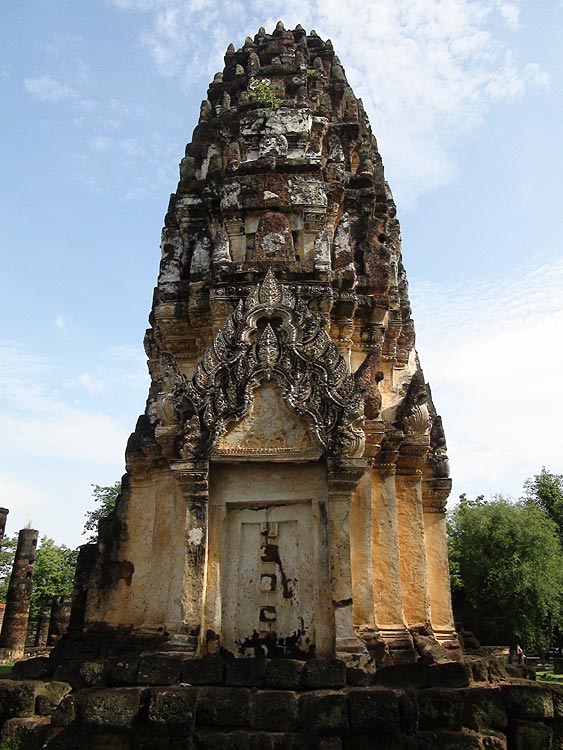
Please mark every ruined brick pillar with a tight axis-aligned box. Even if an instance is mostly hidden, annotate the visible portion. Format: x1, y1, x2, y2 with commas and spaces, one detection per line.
0, 508, 9, 551
423, 478, 457, 645
47, 595, 71, 646
0, 528, 38, 659
35, 606, 51, 648
67, 544, 98, 634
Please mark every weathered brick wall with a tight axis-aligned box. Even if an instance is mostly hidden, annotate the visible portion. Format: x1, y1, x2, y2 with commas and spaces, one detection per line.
2, 656, 562, 749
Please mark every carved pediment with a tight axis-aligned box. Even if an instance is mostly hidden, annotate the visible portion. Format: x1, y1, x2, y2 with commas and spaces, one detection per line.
150, 269, 365, 459
213, 381, 320, 460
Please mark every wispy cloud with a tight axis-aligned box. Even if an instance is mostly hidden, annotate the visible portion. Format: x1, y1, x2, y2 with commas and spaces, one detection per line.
24, 74, 76, 102
412, 256, 563, 501
74, 373, 104, 394
55, 314, 65, 329
89, 135, 115, 152
106, 0, 548, 205
0, 342, 131, 463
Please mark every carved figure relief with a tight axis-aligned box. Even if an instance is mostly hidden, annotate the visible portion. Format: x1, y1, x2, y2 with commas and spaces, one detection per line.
254, 211, 294, 262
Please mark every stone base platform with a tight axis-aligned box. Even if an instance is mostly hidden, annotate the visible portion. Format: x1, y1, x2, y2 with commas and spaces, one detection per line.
1, 654, 562, 749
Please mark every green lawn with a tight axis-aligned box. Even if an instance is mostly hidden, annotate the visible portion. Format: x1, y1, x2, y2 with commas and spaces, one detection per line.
536, 670, 563, 685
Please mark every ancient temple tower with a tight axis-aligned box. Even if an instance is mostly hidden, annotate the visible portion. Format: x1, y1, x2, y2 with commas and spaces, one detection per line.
79, 23, 458, 665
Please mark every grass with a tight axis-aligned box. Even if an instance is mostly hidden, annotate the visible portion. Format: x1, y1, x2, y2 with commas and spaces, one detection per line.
0, 663, 13, 675
536, 669, 563, 685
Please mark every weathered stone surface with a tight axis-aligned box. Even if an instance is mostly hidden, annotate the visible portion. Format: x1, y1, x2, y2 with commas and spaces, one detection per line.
197, 686, 251, 727
182, 657, 224, 686
303, 660, 346, 690
138, 655, 182, 685
375, 662, 471, 690
12, 656, 50, 680
226, 658, 268, 687
35, 681, 73, 716
348, 688, 400, 734
300, 690, 348, 736
417, 689, 463, 731
148, 686, 198, 733
460, 687, 507, 731
0, 679, 43, 720
0, 716, 51, 747
264, 660, 304, 690
76, 687, 146, 729
109, 656, 140, 686
51, 694, 77, 727
500, 684, 554, 720
415, 730, 493, 749
508, 720, 553, 750
79, 660, 109, 687
250, 690, 300, 731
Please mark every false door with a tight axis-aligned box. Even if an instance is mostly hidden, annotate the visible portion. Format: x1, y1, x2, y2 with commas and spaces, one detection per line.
222, 501, 315, 657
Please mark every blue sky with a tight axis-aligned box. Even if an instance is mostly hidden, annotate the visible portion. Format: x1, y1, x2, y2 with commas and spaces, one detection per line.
1, 0, 561, 548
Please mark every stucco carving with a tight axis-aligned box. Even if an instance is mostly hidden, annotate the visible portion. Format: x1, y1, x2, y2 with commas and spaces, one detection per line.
150, 269, 365, 458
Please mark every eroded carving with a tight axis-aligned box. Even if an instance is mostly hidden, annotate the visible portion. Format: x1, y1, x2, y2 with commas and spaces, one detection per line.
155, 269, 365, 458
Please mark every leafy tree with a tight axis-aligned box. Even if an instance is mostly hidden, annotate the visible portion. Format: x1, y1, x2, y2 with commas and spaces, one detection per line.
448, 494, 563, 652
523, 468, 563, 652
0, 534, 18, 603
30, 537, 78, 618
0, 536, 78, 618
523, 468, 563, 545
83, 482, 121, 543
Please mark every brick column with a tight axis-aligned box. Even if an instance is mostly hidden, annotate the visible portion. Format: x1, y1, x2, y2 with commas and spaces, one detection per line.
0, 508, 8, 551
47, 595, 71, 646
35, 606, 51, 647
423, 477, 459, 646
171, 459, 209, 652
0, 528, 38, 659
327, 458, 370, 659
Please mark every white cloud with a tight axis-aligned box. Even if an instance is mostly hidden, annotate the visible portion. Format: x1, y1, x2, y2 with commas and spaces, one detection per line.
0, 342, 128, 463
74, 373, 104, 394
106, 0, 548, 206
411, 256, 563, 503
0, 475, 47, 513
24, 74, 76, 103
89, 135, 114, 152
55, 315, 65, 328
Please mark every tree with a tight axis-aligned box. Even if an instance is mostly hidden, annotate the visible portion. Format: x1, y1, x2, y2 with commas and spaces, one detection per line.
30, 537, 78, 618
448, 494, 563, 652
0, 536, 78, 618
523, 468, 563, 545
83, 482, 121, 543
523, 468, 563, 652
0, 534, 18, 603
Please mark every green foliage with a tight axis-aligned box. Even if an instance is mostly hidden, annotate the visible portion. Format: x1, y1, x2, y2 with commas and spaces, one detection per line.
248, 78, 279, 108
30, 537, 78, 618
0, 536, 77, 619
1, 733, 46, 750
523, 468, 563, 545
0, 534, 18, 603
83, 481, 121, 543
448, 493, 563, 651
